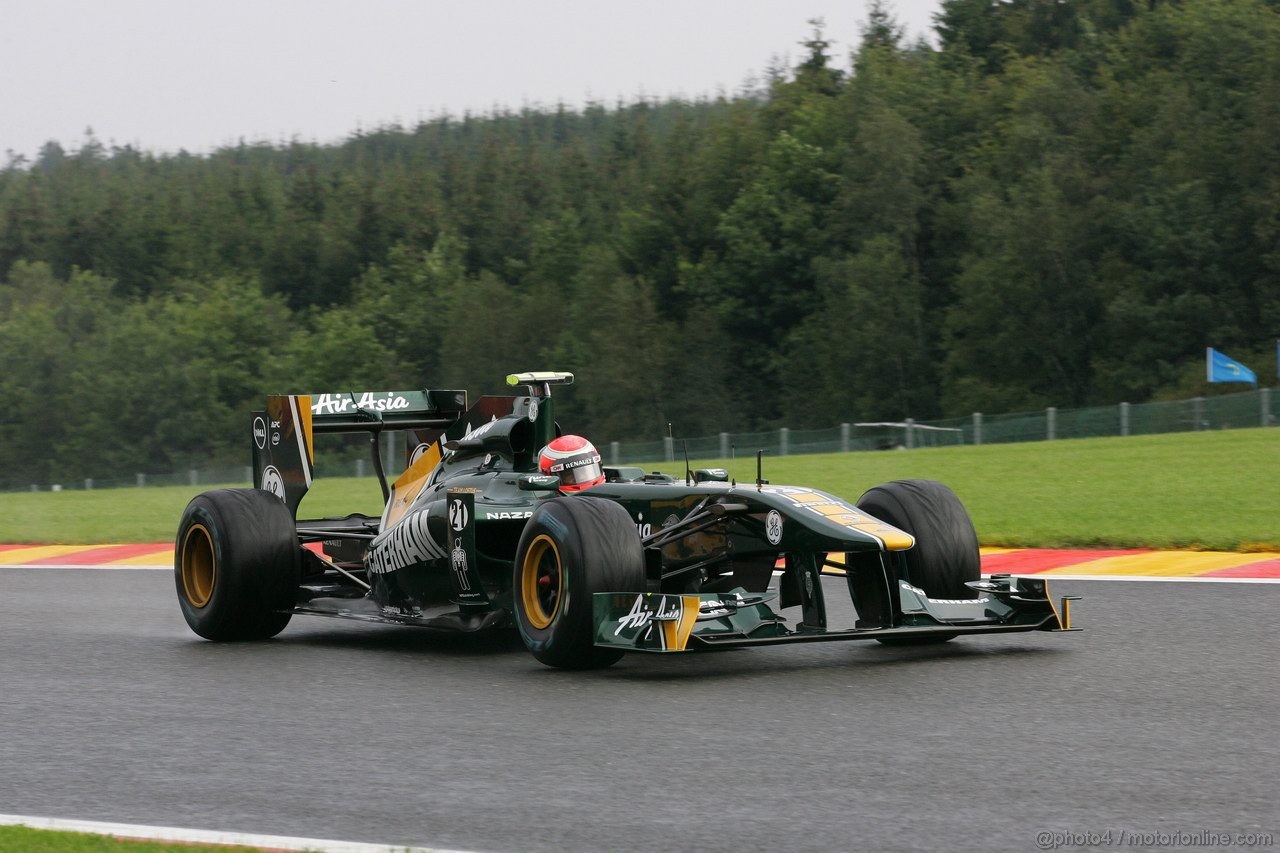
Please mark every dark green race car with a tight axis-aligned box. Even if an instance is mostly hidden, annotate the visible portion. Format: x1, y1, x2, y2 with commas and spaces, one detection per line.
175, 372, 1079, 668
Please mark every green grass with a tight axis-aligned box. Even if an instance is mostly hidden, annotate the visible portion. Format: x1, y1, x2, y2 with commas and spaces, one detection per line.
0, 474, 386, 546
0, 825, 275, 852
674, 427, 1279, 552
2, 428, 1277, 551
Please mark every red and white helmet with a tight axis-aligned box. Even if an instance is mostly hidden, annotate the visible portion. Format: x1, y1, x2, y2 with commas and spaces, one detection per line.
538, 435, 604, 492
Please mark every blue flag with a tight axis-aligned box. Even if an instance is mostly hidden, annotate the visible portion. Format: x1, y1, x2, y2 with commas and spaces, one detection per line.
1206, 347, 1257, 385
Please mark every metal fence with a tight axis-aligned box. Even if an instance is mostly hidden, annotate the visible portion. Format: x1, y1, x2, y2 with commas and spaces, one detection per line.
602, 386, 1277, 465
12, 387, 1277, 492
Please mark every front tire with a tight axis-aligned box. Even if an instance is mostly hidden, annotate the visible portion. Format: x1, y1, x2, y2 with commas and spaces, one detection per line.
513, 496, 645, 669
856, 479, 980, 645
175, 488, 301, 641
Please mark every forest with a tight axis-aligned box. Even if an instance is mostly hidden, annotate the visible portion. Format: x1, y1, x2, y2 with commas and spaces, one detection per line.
2, 0, 1279, 488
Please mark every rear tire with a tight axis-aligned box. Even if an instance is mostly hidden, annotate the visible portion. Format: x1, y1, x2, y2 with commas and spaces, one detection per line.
513, 496, 645, 669
856, 479, 980, 645
175, 488, 301, 641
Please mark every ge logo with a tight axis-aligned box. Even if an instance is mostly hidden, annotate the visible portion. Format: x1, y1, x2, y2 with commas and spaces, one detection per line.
765, 510, 783, 545
449, 499, 469, 532
261, 466, 286, 502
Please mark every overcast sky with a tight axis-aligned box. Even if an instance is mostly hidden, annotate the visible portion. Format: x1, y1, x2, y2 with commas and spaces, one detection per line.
1, 0, 943, 161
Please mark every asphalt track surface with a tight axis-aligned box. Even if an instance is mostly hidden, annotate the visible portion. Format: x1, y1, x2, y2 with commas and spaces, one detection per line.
1, 568, 1276, 853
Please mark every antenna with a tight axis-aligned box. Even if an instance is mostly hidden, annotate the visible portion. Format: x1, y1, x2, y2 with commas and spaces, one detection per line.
682, 439, 692, 486
730, 444, 736, 488
755, 449, 769, 489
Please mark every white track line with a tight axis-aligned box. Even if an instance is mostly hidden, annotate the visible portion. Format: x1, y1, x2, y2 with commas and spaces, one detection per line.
0, 813, 476, 853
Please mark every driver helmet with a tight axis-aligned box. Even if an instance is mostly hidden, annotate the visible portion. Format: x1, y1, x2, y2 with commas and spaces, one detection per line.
538, 435, 605, 492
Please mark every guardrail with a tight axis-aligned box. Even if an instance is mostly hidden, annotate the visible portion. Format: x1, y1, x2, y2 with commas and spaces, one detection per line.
9, 387, 1276, 492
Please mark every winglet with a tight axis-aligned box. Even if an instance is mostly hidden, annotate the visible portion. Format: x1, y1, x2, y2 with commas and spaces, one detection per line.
506, 372, 574, 386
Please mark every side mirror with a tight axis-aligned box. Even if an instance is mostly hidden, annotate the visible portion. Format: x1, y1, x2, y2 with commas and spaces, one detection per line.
518, 475, 562, 492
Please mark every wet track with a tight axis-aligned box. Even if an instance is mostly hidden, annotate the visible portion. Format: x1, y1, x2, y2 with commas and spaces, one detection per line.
1, 568, 1276, 852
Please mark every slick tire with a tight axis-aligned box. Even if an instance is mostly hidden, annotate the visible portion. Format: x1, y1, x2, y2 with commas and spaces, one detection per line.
175, 488, 301, 641
513, 496, 645, 669
856, 479, 980, 646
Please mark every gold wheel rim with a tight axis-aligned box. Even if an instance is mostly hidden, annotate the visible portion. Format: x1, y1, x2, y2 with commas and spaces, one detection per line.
521, 534, 562, 630
181, 523, 216, 608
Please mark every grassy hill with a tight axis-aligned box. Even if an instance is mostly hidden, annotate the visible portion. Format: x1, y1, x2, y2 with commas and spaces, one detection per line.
2, 428, 1276, 550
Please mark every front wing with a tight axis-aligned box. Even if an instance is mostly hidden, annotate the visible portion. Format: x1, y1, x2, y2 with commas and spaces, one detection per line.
593, 576, 1078, 653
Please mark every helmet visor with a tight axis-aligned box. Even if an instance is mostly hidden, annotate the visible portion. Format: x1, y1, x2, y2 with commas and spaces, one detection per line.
560, 456, 603, 486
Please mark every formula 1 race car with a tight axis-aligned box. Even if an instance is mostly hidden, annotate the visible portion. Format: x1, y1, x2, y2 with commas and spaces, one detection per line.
175, 372, 1079, 668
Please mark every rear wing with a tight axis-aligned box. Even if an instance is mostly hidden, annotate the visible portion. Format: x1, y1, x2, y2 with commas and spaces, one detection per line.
251, 390, 467, 516
252, 373, 575, 519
